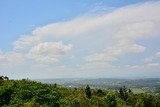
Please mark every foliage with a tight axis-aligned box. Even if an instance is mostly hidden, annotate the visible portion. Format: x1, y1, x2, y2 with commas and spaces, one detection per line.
85, 85, 91, 99
0, 76, 160, 107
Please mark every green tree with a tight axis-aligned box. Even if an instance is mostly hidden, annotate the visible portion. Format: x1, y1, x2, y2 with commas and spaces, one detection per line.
104, 91, 126, 107
135, 93, 156, 107
71, 98, 80, 107
119, 86, 128, 101
85, 85, 91, 99
0, 84, 14, 106
96, 89, 105, 97
91, 95, 105, 107
0, 76, 3, 80
104, 92, 117, 107
4, 76, 9, 80
0, 76, 9, 80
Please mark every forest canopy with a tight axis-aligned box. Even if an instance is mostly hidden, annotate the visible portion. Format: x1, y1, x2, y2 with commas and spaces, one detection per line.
0, 76, 160, 107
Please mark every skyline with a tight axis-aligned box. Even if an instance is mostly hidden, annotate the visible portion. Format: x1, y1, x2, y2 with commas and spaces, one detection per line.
0, 0, 160, 79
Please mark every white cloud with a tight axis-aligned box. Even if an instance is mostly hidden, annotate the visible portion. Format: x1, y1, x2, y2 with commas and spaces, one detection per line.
125, 62, 160, 71
13, 36, 40, 51
144, 56, 154, 62
85, 43, 146, 62
155, 51, 160, 57
13, 1, 160, 50
147, 63, 160, 67
83, 2, 160, 63
0, 52, 24, 68
116, 21, 157, 42
144, 51, 160, 62
27, 41, 73, 63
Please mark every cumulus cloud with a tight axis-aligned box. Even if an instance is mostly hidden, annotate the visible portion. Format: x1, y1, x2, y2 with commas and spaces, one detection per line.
27, 41, 73, 63
13, 36, 40, 51
85, 43, 146, 62
0, 52, 24, 68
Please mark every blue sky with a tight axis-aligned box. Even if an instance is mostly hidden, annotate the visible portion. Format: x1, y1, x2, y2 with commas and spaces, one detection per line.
0, 0, 160, 79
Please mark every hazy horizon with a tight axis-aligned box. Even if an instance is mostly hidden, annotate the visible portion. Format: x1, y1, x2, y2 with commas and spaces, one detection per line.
0, 0, 160, 79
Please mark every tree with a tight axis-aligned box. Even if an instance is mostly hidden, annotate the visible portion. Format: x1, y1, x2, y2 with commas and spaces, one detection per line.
128, 89, 132, 93
96, 89, 105, 97
0, 76, 9, 80
85, 85, 91, 99
0, 85, 14, 106
4, 76, 9, 80
0, 76, 4, 80
71, 98, 80, 107
135, 93, 156, 107
104, 92, 118, 107
119, 86, 128, 101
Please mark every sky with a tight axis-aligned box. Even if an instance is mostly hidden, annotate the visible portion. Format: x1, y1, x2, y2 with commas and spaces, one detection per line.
0, 0, 160, 79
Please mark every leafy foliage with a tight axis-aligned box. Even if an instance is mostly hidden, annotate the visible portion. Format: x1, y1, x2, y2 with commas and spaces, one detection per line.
0, 76, 160, 107
85, 85, 91, 99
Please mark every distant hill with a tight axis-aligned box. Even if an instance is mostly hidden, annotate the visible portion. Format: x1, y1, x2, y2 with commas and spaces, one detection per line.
35, 78, 160, 92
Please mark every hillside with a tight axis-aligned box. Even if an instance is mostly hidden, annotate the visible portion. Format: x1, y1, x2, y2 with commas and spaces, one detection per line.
36, 78, 160, 93
1, 77, 160, 107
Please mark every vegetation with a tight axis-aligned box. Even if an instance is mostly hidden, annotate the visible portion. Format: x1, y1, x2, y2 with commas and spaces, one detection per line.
0, 76, 160, 107
85, 85, 91, 99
